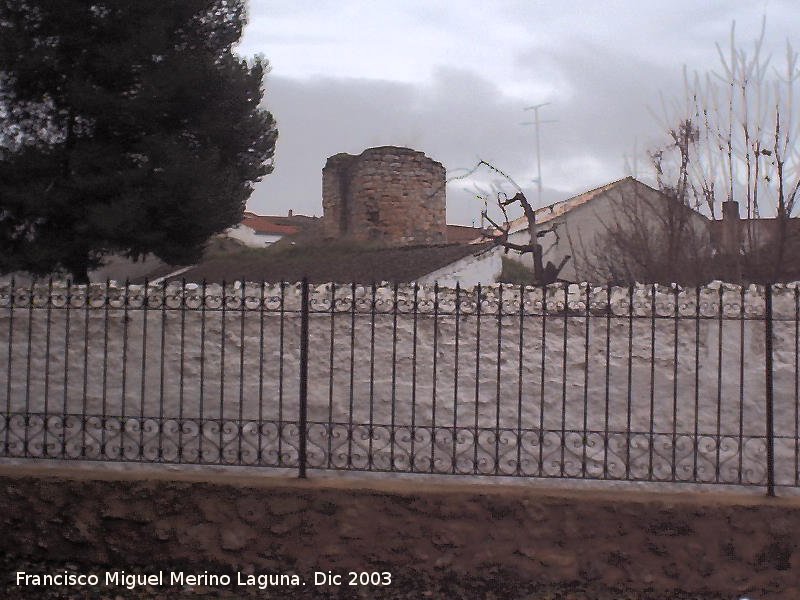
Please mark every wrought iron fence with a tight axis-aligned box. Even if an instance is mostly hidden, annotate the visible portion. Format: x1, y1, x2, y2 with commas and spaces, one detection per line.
1, 278, 798, 495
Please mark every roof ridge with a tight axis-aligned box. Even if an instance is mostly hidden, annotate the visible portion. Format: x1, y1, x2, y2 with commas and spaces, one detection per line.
548, 175, 636, 208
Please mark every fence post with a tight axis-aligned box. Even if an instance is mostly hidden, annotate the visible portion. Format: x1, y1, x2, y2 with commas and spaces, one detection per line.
298, 278, 310, 478
765, 283, 776, 497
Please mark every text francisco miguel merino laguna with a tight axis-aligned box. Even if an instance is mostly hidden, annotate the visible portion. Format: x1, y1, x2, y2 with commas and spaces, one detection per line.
14, 570, 327, 590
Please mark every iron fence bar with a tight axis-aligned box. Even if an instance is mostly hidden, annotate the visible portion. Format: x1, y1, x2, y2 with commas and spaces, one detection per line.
327, 283, 336, 469
715, 286, 723, 481
560, 285, 568, 477
101, 279, 110, 457
139, 278, 149, 460
603, 285, 611, 478
298, 278, 310, 478
159, 280, 167, 461
278, 281, 286, 462
495, 284, 503, 475
738, 286, 745, 483
516, 284, 525, 476
347, 282, 355, 468
43, 279, 53, 456
199, 280, 207, 462
473, 283, 482, 474
219, 279, 226, 463
24, 281, 33, 456
178, 279, 187, 462
671, 285, 679, 481
452, 282, 461, 474
538, 284, 547, 477
795, 286, 800, 486
693, 286, 700, 481
368, 282, 376, 469
258, 281, 266, 465
238, 279, 246, 463
119, 280, 128, 458
411, 283, 419, 470
432, 282, 440, 473
82, 278, 90, 459
648, 284, 656, 480
765, 283, 775, 497
4, 277, 14, 457
581, 284, 590, 477
625, 284, 633, 479
390, 282, 398, 471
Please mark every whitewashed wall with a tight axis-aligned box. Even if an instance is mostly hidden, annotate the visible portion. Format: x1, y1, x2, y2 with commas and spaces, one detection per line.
416, 246, 503, 286
0, 280, 797, 485
223, 224, 282, 248
503, 179, 709, 283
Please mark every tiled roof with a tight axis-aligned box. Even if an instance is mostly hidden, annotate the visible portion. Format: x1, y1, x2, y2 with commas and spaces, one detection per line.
503, 176, 640, 235
446, 224, 486, 244
171, 241, 495, 284
240, 212, 299, 236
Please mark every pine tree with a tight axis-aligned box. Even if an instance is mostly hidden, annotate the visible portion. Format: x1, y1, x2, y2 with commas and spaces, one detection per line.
0, 0, 277, 282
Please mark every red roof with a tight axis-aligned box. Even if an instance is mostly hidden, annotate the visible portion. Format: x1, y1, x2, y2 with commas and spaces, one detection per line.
241, 213, 299, 236
446, 224, 485, 243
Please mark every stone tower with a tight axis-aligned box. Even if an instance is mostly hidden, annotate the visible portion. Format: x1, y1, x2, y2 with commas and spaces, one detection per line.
322, 146, 447, 245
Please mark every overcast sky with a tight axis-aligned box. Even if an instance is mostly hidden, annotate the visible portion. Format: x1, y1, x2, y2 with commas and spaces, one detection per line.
237, 0, 798, 225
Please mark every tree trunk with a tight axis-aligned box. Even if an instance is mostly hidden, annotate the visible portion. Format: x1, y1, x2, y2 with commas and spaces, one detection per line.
531, 243, 544, 283
72, 265, 90, 285
65, 257, 90, 284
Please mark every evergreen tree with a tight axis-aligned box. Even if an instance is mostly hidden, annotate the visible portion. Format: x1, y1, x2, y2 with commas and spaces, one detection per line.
0, 0, 277, 282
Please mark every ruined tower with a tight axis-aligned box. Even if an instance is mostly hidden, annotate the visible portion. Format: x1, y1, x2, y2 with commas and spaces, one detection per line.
322, 146, 447, 245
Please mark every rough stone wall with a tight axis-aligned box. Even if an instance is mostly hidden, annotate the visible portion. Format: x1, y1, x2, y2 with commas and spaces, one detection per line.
322, 146, 447, 245
2, 280, 800, 486
1, 469, 799, 597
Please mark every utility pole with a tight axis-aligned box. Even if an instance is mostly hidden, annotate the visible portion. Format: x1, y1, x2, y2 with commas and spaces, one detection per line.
521, 103, 557, 207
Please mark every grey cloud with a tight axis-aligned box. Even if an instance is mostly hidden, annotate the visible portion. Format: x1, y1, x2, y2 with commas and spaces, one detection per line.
250, 69, 539, 225
513, 40, 686, 184
246, 8, 798, 227
250, 55, 680, 226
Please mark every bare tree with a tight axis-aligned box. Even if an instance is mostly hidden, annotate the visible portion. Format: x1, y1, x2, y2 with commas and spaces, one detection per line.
571, 149, 714, 286
584, 19, 800, 285
652, 18, 800, 282
450, 160, 570, 284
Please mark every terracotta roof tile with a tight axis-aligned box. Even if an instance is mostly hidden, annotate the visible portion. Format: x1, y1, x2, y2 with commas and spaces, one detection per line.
240, 213, 299, 236
446, 224, 485, 244
505, 176, 638, 234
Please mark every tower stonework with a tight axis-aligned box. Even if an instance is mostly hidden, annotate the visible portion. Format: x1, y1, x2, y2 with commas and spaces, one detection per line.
322, 146, 447, 245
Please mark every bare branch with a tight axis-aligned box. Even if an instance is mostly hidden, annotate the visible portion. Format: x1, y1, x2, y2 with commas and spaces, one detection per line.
458, 158, 569, 284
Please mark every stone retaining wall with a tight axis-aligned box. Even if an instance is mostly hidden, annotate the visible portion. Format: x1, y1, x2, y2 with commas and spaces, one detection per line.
1, 467, 799, 597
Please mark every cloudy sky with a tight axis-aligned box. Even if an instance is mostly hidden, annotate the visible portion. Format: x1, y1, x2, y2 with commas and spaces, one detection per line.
237, 0, 798, 225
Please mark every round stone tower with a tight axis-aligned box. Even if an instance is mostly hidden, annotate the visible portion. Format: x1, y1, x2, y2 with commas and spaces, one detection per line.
322, 146, 447, 245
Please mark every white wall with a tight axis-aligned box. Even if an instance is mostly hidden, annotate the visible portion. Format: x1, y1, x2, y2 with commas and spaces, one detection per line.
224, 225, 282, 248
503, 179, 709, 283
1, 280, 797, 484
415, 246, 503, 286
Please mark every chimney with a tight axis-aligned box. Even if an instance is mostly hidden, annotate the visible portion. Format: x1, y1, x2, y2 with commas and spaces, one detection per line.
721, 201, 740, 255
722, 200, 739, 222
288, 209, 293, 217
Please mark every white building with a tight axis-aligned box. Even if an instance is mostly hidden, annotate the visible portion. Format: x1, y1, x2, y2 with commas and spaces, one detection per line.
497, 177, 710, 283
224, 211, 300, 248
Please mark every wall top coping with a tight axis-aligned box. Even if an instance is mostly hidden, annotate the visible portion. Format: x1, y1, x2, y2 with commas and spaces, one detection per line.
1, 279, 798, 318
